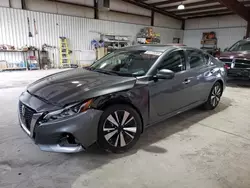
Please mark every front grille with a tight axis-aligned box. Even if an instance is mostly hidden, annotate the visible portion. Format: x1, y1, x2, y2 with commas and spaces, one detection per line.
234, 59, 250, 69
19, 102, 36, 131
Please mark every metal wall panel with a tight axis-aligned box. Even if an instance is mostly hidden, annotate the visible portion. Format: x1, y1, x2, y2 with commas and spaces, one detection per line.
10, 0, 22, 9
183, 27, 246, 50
0, 0, 9, 7
0, 7, 183, 67
109, 0, 151, 16
184, 15, 247, 50
185, 15, 247, 30
154, 12, 182, 29
99, 11, 151, 26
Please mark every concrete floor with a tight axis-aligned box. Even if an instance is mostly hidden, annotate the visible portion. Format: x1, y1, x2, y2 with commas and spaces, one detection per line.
1, 70, 250, 188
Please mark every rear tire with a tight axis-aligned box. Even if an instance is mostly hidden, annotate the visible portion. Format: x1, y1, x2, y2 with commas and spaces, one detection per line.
203, 82, 223, 110
97, 104, 142, 153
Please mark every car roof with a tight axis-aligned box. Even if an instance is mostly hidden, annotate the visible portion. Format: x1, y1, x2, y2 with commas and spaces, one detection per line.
166, 43, 186, 46
120, 44, 197, 53
120, 44, 177, 52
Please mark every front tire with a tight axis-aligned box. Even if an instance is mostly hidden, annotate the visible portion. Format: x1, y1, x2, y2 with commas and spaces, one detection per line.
97, 105, 142, 153
203, 82, 223, 110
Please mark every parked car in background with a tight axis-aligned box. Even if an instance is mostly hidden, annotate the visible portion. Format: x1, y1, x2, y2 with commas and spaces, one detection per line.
218, 38, 250, 79
18, 45, 226, 153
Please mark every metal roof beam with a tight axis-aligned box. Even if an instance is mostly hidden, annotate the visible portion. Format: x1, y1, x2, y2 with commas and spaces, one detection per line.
180, 10, 232, 18
187, 13, 235, 19
122, 0, 183, 20
164, 0, 218, 10
171, 4, 225, 14
217, 0, 250, 21
149, 0, 186, 7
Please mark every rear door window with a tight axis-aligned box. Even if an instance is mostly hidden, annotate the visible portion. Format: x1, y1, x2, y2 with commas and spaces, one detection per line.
187, 50, 206, 68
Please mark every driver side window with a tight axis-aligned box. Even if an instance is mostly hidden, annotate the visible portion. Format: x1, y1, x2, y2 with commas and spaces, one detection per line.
158, 50, 186, 73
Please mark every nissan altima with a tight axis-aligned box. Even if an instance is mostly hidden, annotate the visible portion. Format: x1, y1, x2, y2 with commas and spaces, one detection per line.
18, 45, 226, 153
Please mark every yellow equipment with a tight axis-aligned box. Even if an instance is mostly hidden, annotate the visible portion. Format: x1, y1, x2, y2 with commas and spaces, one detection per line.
59, 37, 70, 68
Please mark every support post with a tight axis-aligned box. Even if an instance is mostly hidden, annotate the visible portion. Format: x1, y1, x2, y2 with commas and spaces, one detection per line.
246, 22, 250, 38
94, 0, 99, 19
181, 20, 185, 30
21, 0, 26, 9
151, 11, 154, 26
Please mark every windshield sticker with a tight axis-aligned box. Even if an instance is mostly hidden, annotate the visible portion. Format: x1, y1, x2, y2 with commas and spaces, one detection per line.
144, 51, 162, 56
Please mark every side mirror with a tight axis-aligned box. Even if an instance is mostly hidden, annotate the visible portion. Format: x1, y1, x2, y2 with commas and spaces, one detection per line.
155, 69, 175, 80
224, 47, 228, 52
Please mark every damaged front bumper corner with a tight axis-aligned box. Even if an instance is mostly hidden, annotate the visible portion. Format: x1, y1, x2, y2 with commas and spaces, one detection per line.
19, 107, 103, 153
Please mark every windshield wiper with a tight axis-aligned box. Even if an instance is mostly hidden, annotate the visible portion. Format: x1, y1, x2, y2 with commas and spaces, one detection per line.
85, 67, 134, 77
84, 67, 115, 75
92, 69, 119, 76
83, 67, 94, 71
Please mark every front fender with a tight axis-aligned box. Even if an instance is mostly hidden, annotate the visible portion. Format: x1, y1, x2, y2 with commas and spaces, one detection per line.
92, 85, 150, 129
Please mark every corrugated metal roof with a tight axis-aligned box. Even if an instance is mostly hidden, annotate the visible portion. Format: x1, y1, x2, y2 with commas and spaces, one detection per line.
121, 0, 250, 19
50, 0, 250, 20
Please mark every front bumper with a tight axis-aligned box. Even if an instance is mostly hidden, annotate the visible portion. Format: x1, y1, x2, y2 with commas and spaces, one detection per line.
19, 93, 103, 153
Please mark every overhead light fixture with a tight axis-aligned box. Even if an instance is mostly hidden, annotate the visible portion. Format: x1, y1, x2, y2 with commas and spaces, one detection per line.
177, 2, 185, 10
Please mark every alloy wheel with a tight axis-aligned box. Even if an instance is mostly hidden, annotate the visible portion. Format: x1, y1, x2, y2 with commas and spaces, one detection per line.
211, 85, 222, 107
103, 110, 137, 147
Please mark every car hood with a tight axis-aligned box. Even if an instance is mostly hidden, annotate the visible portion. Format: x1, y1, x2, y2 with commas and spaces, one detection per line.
220, 51, 250, 59
27, 68, 136, 107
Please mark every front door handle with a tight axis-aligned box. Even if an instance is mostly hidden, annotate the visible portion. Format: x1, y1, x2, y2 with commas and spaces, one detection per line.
183, 79, 191, 84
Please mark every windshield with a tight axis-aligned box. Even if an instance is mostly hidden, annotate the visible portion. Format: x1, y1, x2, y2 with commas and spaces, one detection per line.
228, 40, 250, 51
89, 50, 161, 77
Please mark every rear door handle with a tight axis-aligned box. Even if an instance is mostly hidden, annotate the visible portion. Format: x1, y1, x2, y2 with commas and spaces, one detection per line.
183, 79, 191, 84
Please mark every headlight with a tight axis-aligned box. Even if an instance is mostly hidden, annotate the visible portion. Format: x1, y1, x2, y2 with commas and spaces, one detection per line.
43, 99, 93, 122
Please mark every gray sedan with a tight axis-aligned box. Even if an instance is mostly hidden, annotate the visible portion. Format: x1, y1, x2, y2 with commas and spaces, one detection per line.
18, 45, 227, 153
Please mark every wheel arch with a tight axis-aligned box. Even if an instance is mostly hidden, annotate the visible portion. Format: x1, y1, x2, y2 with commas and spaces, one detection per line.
216, 79, 224, 92
94, 95, 145, 133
